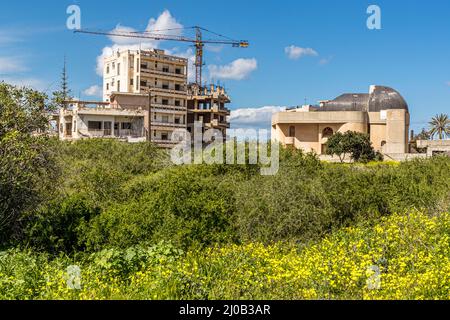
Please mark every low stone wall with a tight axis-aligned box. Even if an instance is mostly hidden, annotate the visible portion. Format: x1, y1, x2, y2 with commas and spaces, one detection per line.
383, 153, 428, 162
319, 153, 428, 163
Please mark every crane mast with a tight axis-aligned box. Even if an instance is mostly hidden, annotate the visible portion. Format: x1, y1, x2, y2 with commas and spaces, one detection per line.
195, 27, 204, 86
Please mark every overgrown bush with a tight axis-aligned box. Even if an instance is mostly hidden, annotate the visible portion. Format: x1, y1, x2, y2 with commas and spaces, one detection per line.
82, 165, 241, 250
0, 83, 58, 246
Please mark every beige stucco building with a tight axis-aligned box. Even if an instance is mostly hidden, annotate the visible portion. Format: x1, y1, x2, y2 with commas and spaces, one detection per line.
272, 85, 410, 155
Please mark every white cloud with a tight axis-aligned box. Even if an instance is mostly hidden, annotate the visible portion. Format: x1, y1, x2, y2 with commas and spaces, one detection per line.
83, 85, 102, 97
230, 106, 286, 130
208, 58, 257, 81
0, 31, 22, 47
1, 76, 48, 91
319, 55, 333, 65
285, 45, 318, 60
0, 56, 27, 73
205, 44, 224, 53
96, 10, 184, 76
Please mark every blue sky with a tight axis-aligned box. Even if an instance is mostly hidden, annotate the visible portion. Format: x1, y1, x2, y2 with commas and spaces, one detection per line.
1, 0, 449, 132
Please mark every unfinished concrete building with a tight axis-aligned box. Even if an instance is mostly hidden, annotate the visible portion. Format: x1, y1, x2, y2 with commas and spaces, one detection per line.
187, 83, 231, 138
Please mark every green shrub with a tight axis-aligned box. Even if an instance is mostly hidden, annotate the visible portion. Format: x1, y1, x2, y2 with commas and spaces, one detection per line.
82, 165, 240, 250
24, 194, 100, 253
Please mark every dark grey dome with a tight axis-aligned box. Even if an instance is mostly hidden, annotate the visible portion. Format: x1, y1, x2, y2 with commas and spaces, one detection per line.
320, 93, 369, 111
319, 85, 408, 113
368, 86, 408, 112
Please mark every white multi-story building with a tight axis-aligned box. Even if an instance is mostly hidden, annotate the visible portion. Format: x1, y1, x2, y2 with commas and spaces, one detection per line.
102, 49, 188, 146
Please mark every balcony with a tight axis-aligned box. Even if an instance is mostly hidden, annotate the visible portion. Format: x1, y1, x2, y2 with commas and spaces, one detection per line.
141, 67, 187, 79
141, 85, 187, 96
191, 106, 231, 116
206, 119, 230, 128
152, 121, 186, 128
85, 129, 144, 139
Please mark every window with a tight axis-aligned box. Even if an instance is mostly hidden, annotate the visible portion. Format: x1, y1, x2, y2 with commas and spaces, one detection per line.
88, 121, 102, 130
161, 133, 169, 141
137, 59, 140, 72
111, 79, 115, 87
322, 127, 334, 139
130, 79, 134, 86
175, 68, 181, 75
73, 120, 76, 132
174, 117, 180, 124
163, 66, 169, 73
121, 123, 132, 130
162, 83, 169, 90
117, 63, 120, 75
289, 126, 296, 138
162, 99, 169, 106
162, 115, 169, 123
112, 62, 115, 69
174, 100, 181, 107
175, 84, 181, 91
136, 76, 139, 90
141, 63, 147, 70
117, 80, 120, 92
106, 65, 110, 74
106, 83, 109, 91
104, 122, 112, 135
140, 80, 147, 87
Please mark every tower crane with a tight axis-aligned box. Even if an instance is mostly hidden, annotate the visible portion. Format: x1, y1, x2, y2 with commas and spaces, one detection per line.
75, 26, 249, 87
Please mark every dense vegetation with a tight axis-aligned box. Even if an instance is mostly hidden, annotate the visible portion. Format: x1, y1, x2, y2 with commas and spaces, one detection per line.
2, 211, 448, 300
1, 83, 450, 300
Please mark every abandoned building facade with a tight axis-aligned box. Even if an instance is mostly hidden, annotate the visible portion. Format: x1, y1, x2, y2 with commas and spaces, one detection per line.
57, 49, 231, 147
272, 85, 411, 155
187, 83, 231, 137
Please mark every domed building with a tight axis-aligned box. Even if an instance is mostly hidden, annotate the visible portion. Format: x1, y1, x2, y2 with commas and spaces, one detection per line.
272, 85, 410, 155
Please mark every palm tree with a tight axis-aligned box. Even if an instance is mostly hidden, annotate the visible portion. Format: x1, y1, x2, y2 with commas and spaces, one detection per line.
429, 113, 450, 140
